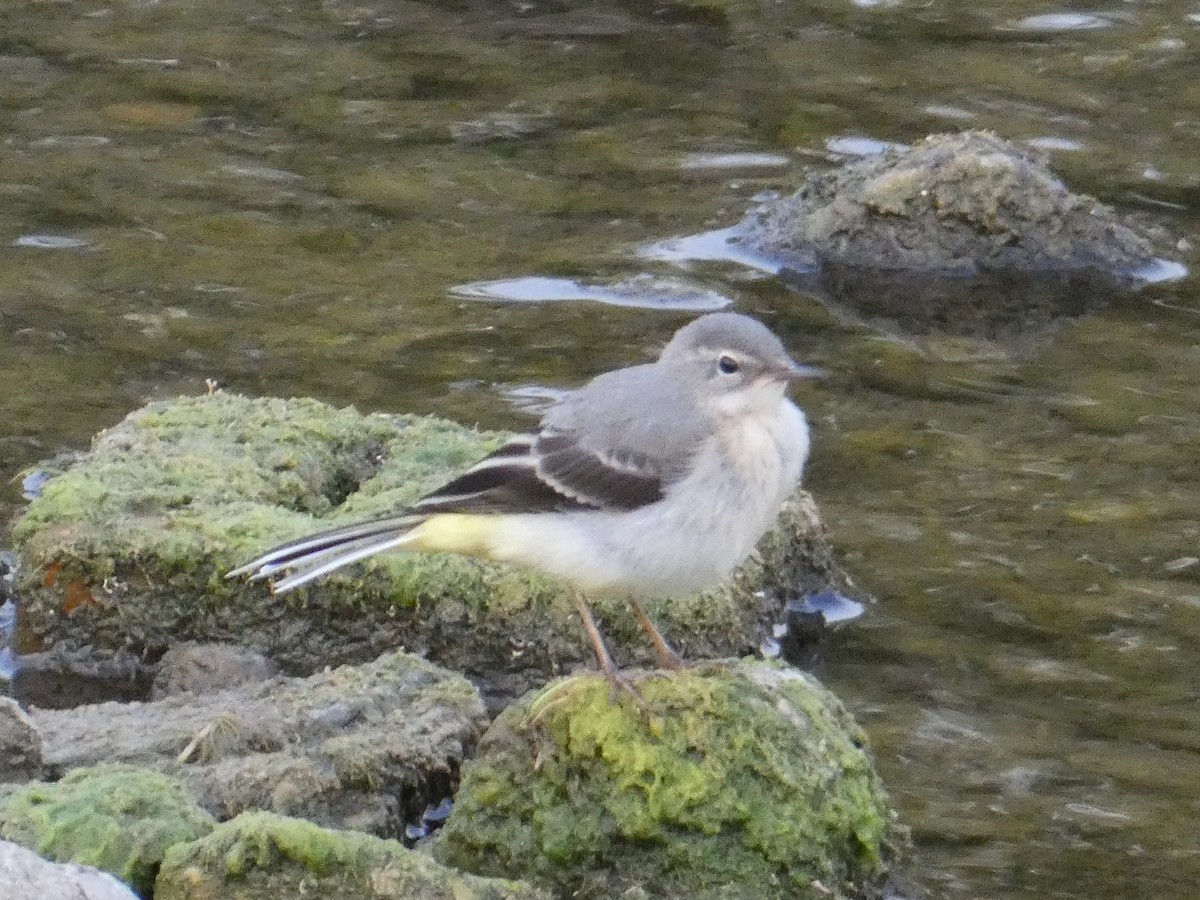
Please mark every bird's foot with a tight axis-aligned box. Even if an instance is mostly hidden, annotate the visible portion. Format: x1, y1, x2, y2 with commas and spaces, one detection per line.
653, 645, 685, 672
627, 596, 685, 672
602, 665, 650, 710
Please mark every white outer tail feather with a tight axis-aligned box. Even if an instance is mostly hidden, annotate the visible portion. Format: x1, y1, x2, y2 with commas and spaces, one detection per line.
227, 514, 425, 594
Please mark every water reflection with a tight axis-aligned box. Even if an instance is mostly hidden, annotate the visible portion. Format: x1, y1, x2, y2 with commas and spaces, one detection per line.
637, 227, 784, 274
450, 273, 733, 310
1010, 13, 1112, 33
11, 235, 89, 250
677, 151, 792, 171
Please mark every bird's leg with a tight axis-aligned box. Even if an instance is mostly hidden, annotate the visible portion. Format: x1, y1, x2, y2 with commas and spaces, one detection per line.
627, 596, 685, 671
572, 590, 645, 705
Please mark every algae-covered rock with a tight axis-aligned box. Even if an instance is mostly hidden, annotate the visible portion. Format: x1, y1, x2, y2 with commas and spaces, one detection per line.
28, 650, 486, 837
11, 393, 850, 700
435, 660, 904, 899
155, 810, 550, 900
733, 131, 1169, 338
0, 764, 214, 897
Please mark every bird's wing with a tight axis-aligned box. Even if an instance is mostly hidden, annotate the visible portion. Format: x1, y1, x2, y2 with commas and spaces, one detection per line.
535, 426, 666, 509
229, 362, 699, 591
415, 362, 707, 514
411, 427, 666, 514
228, 422, 671, 591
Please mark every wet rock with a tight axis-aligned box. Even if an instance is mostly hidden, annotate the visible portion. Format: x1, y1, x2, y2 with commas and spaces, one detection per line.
0, 839, 139, 900
11, 393, 853, 703
155, 810, 549, 900
767, 588, 867, 668
152, 642, 279, 699
733, 131, 1168, 338
0, 698, 43, 783
26, 650, 486, 838
436, 660, 905, 899
0, 765, 214, 897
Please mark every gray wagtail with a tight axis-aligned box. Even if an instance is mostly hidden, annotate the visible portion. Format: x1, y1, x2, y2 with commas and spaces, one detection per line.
230, 313, 821, 694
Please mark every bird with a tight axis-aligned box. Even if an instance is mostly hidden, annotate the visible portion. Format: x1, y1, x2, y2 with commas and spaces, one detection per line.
229, 312, 822, 697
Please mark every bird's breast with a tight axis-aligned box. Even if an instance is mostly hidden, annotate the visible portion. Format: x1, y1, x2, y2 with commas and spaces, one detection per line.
479, 399, 810, 598
714, 399, 809, 504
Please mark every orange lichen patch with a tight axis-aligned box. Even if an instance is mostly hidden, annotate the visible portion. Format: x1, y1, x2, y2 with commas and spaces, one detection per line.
39, 562, 98, 613
62, 579, 98, 615
42, 561, 62, 588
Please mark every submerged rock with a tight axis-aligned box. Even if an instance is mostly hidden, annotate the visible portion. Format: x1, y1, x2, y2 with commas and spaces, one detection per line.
0, 765, 214, 897
733, 131, 1169, 338
155, 810, 550, 900
25, 650, 486, 838
436, 660, 905, 899
10, 393, 853, 703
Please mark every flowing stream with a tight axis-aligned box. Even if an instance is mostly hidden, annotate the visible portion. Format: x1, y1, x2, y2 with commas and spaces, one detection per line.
2, 2, 1199, 896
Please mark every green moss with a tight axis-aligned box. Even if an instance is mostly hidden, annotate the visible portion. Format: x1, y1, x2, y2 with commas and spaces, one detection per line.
155, 811, 550, 900
11, 394, 835, 685
436, 660, 903, 899
10, 394, 537, 670
0, 764, 214, 897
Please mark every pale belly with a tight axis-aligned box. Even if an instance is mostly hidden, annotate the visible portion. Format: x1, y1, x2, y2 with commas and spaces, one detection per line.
486, 401, 809, 597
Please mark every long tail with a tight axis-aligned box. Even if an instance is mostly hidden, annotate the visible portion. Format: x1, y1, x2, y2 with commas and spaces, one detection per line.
227, 514, 425, 594
227, 512, 504, 594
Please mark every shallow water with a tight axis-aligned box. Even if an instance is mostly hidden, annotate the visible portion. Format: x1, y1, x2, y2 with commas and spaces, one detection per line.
2, 1, 1199, 896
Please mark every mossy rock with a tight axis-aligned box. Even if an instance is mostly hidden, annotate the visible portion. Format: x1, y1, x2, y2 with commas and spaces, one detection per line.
28, 650, 487, 838
0, 764, 214, 897
155, 810, 550, 900
11, 394, 847, 699
435, 660, 905, 899
734, 130, 1168, 338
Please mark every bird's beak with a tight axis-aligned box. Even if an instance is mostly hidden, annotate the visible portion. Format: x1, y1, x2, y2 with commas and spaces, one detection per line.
773, 360, 826, 382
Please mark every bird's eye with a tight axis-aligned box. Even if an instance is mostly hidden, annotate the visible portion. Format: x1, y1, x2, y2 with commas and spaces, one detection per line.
717, 355, 740, 375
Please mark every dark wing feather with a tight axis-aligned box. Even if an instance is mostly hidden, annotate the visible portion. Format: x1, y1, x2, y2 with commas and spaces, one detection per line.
410, 427, 665, 515
534, 429, 664, 509
229, 375, 681, 590
411, 434, 590, 514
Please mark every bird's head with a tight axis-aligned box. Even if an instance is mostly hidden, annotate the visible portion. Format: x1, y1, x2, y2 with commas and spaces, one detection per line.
659, 312, 823, 419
